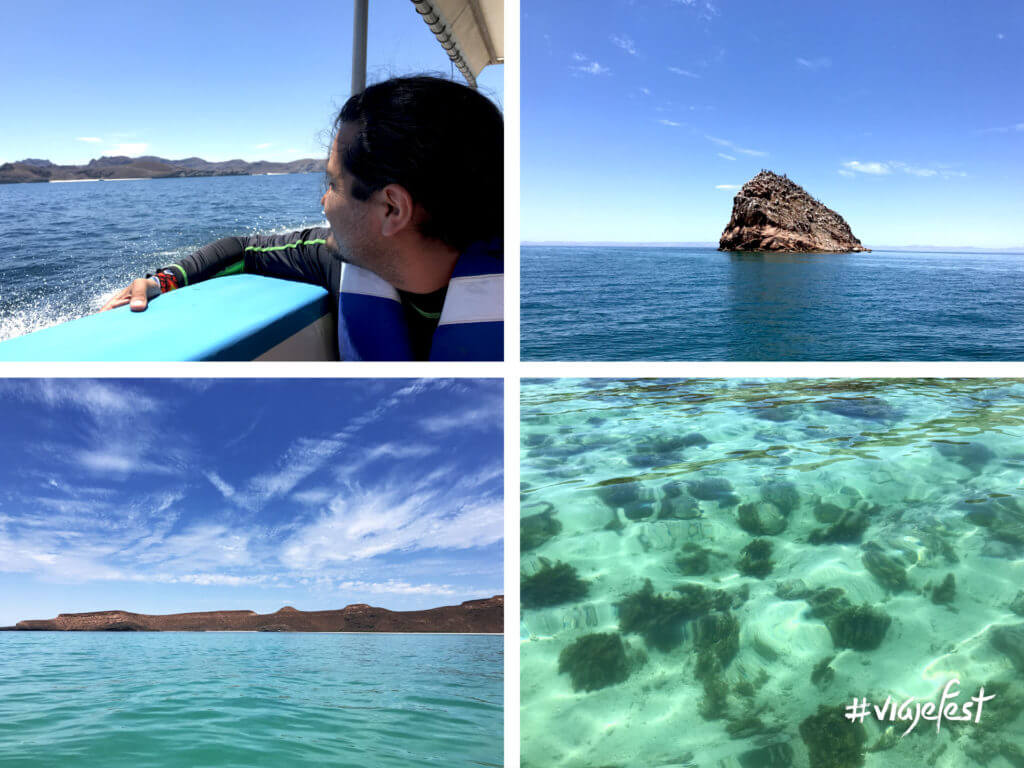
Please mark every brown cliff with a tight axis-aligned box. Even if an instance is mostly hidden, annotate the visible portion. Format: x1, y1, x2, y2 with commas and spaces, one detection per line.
6, 596, 503, 633
719, 170, 869, 253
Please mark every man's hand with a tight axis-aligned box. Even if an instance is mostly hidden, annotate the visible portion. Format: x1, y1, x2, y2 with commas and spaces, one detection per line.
99, 278, 161, 312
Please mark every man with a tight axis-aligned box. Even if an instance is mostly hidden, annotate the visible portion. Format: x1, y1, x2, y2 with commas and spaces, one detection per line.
101, 75, 503, 361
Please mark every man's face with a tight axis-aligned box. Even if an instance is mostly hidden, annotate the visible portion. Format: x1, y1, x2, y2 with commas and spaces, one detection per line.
321, 123, 379, 271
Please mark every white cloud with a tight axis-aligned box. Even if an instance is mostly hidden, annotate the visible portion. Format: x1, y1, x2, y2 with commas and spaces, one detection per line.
205, 471, 236, 501
335, 579, 457, 596
134, 523, 253, 571
573, 60, 610, 75
640, 87, 651, 96
281, 480, 502, 570
76, 137, 102, 143
796, 56, 831, 70
706, 135, 768, 157
419, 402, 500, 434
611, 35, 637, 55
286, 148, 300, 153
717, 153, 736, 161
842, 160, 891, 175
250, 436, 344, 501
997, 33, 1005, 40
715, 184, 740, 190
659, 119, 682, 127
668, 66, 700, 78
107, 143, 148, 156
255, 142, 272, 149
362, 442, 437, 461
838, 169, 855, 177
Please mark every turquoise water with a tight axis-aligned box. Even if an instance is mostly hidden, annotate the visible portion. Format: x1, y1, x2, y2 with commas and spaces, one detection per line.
0, 632, 502, 767
521, 246, 1024, 360
0, 173, 326, 341
520, 379, 1024, 768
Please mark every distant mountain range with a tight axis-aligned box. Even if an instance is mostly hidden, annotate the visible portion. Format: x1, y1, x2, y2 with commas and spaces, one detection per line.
0, 155, 325, 183
0, 596, 503, 633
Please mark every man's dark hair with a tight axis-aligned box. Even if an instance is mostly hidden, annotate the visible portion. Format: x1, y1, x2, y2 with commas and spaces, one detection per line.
336, 75, 503, 253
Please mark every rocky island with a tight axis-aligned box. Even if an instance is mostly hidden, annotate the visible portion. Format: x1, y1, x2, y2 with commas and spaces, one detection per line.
719, 170, 869, 253
0, 596, 503, 633
0, 155, 325, 184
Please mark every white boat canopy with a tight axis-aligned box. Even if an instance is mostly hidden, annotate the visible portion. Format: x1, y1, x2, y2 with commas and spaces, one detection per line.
350, 0, 503, 94
411, 0, 504, 89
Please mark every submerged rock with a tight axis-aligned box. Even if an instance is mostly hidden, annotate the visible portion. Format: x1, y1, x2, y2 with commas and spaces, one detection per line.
931, 573, 956, 605
520, 502, 562, 551
687, 477, 740, 507
676, 542, 712, 575
736, 538, 774, 579
808, 509, 870, 545
521, 560, 589, 609
861, 547, 909, 593
1009, 591, 1024, 616
799, 705, 868, 768
557, 632, 632, 692
989, 623, 1024, 672
934, 440, 996, 472
825, 604, 892, 651
719, 170, 869, 253
815, 396, 898, 422
738, 742, 795, 768
737, 501, 788, 536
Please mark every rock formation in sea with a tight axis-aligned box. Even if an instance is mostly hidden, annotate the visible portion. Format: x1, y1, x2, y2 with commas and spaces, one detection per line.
718, 170, 869, 253
0, 596, 503, 633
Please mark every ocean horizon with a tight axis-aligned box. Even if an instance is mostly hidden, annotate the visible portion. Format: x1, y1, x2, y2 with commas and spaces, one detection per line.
521, 244, 1024, 361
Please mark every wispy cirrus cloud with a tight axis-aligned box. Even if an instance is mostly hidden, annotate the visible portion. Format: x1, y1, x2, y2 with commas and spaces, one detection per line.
840, 160, 967, 178
668, 66, 700, 78
796, 56, 831, 70
76, 136, 102, 143
717, 152, 736, 161
975, 122, 1024, 134
610, 35, 637, 55
571, 52, 610, 75
841, 160, 891, 175
706, 135, 768, 157
659, 119, 683, 127
715, 184, 740, 190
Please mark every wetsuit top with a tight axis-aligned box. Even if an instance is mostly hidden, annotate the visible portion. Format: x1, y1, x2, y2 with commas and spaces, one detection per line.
157, 227, 502, 361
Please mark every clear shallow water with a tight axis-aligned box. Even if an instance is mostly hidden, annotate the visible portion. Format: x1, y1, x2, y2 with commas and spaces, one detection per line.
0, 174, 328, 341
0, 632, 502, 767
520, 379, 1024, 768
521, 246, 1024, 360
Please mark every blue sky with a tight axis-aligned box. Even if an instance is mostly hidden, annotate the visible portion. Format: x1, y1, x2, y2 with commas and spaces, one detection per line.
0, 0, 503, 165
522, 0, 1023, 248
0, 379, 503, 626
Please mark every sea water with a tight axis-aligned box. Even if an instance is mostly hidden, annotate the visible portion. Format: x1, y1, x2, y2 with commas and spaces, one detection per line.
0, 632, 502, 767
521, 246, 1024, 360
0, 173, 327, 342
520, 379, 1024, 768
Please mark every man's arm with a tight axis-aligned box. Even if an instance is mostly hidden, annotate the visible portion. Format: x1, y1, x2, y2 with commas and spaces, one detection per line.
100, 227, 342, 312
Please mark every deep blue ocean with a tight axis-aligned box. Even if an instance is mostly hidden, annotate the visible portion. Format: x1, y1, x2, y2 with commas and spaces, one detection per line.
521, 245, 1024, 360
0, 632, 503, 767
0, 174, 327, 342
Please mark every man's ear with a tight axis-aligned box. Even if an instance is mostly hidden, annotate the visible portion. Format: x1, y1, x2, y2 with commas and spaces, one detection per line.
378, 183, 416, 238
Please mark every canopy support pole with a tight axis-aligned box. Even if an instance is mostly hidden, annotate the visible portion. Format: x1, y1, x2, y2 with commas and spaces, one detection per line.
351, 0, 368, 95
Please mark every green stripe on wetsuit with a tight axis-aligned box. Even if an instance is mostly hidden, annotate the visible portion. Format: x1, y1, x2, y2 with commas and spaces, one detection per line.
211, 238, 328, 279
